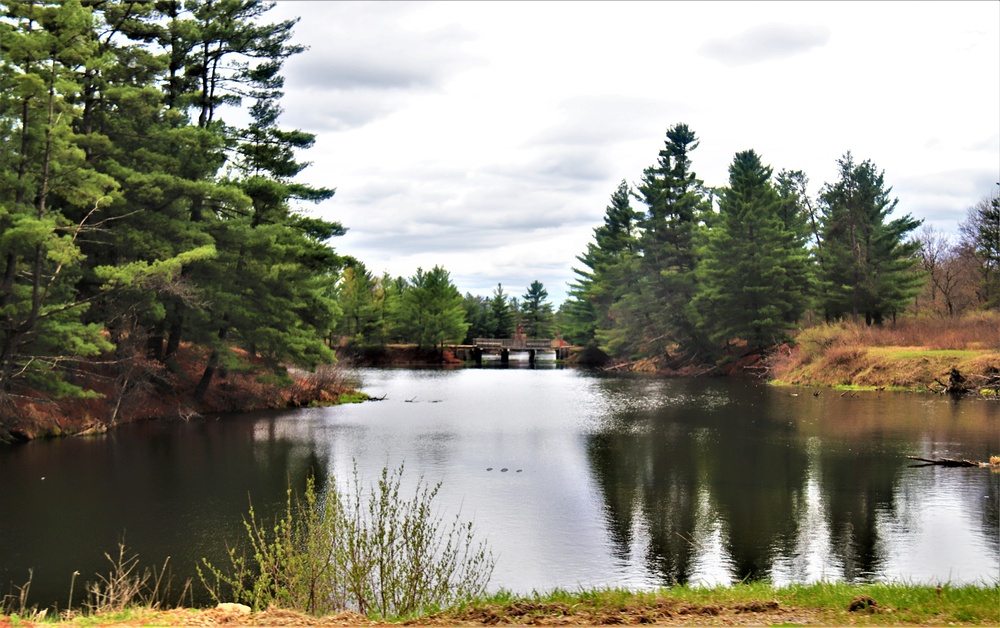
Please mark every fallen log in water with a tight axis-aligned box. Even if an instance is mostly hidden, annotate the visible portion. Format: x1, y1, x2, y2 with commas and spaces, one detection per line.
906, 456, 990, 468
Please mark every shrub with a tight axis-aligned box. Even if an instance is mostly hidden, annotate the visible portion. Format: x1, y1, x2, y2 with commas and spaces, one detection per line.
822, 346, 866, 368
86, 542, 186, 614
792, 323, 850, 364
199, 464, 494, 619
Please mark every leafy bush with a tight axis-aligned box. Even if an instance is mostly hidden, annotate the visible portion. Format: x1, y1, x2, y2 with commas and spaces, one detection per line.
199, 464, 494, 619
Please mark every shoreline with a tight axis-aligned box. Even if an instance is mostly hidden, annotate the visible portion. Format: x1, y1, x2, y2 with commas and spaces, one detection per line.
0, 347, 365, 445
4, 582, 998, 626
5, 329, 998, 445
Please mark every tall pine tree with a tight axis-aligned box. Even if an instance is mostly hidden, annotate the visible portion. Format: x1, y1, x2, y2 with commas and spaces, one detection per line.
817, 153, 923, 324
520, 280, 553, 339
0, 0, 118, 398
606, 124, 711, 360
563, 179, 639, 347
695, 150, 811, 350
398, 266, 468, 349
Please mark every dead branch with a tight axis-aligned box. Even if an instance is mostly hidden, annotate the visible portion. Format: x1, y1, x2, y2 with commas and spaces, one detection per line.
906, 456, 986, 468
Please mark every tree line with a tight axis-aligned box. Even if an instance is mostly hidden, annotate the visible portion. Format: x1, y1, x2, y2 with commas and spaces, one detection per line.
559, 123, 999, 363
912, 195, 1000, 317
0, 0, 561, 417
0, 0, 348, 410
334, 260, 555, 348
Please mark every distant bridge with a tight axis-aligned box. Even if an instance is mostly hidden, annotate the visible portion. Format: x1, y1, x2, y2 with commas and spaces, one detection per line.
450, 338, 571, 365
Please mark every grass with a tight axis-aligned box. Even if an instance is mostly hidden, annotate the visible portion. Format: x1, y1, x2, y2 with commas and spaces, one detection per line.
420, 583, 1000, 625
334, 391, 370, 404
868, 347, 984, 360
14, 582, 996, 625
308, 390, 370, 406
769, 312, 1000, 391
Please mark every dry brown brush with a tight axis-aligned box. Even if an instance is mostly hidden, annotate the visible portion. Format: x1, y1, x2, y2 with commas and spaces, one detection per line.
769, 312, 1000, 390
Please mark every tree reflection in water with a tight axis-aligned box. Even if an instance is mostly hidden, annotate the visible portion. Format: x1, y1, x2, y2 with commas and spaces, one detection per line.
585, 377, 995, 585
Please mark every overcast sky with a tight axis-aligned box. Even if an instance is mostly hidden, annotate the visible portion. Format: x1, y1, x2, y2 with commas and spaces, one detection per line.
264, 1, 999, 305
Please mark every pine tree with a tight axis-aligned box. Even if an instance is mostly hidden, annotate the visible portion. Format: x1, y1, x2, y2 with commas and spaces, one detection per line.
488, 283, 514, 339
70, 1, 225, 364
563, 180, 640, 347
775, 169, 821, 251
462, 293, 492, 344
817, 153, 923, 324
0, 0, 118, 398
335, 261, 382, 344
399, 266, 468, 348
192, 115, 341, 397
607, 124, 711, 359
520, 280, 554, 339
0, 0, 349, 420
695, 150, 811, 350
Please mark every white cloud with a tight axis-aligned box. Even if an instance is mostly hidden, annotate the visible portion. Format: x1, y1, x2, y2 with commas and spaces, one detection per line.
269, 1, 1000, 305
701, 23, 830, 66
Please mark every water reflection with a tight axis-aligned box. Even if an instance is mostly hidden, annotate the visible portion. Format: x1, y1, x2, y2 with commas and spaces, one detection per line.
586, 376, 998, 585
0, 418, 325, 608
1, 369, 997, 611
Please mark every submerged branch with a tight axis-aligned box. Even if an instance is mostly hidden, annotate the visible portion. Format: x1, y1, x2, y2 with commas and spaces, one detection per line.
906, 456, 994, 468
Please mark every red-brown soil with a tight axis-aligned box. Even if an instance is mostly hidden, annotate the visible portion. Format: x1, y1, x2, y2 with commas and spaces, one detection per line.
1, 345, 354, 443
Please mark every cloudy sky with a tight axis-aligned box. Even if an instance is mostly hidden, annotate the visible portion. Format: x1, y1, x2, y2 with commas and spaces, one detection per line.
264, 1, 999, 305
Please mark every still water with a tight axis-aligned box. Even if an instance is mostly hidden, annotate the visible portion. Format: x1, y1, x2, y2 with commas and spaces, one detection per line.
1, 367, 998, 608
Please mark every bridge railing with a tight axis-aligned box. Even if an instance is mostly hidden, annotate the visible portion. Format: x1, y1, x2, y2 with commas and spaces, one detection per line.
473, 338, 554, 350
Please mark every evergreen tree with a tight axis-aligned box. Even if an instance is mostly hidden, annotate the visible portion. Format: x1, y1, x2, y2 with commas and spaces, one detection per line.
398, 266, 468, 348
695, 150, 811, 350
817, 153, 923, 324
488, 283, 514, 338
520, 280, 554, 339
0, 0, 349, 414
72, 1, 239, 366
606, 124, 711, 359
636, 124, 702, 274
335, 263, 395, 345
191, 33, 341, 399
563, 179, 640, 347
0, 0, 118, 398
558, 295, 597, 347
462, 292, 492, 344
775, 169, 820, 250
375, 273, 407, 344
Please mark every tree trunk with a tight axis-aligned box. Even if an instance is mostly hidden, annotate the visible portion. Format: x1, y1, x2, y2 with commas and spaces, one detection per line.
194, 323, 229, 401
193, 349, 218, 402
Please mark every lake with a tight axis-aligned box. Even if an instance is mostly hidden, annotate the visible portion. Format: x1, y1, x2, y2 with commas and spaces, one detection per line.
1, 366, 997, 609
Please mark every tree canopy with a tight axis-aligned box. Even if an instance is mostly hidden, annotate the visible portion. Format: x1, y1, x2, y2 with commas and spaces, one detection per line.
695, 150, 811, 350
564, 124, 942, 366
0, 0, 344, 415
816, 153, 922, 325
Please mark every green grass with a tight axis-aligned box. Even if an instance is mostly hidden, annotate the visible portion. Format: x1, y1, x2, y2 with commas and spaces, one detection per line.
334, 391, 370, 404
9, 582, 999, 625
868, 347, 987, 360
436, 582, 1000, 626
308, 391, 370, 407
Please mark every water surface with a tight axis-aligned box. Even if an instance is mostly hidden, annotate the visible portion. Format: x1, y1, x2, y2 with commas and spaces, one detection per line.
1, 367, 997, 608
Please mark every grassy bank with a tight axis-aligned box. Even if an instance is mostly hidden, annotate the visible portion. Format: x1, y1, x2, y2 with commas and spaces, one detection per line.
770, 313, 1000, 392
5, 583, 998, 626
